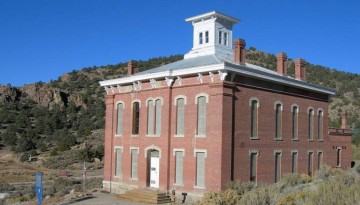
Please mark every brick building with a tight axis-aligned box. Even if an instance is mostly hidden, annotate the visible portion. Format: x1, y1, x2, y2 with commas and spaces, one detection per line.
99, 11, 352, 195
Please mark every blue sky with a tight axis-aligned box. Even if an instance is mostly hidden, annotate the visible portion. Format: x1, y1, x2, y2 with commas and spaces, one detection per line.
0, 0, 359, 86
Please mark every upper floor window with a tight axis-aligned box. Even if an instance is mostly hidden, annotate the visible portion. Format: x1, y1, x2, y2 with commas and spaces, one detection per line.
218, 31, 223, 44
147, 99, 162, 136
292, 105, 299, 140
250, 98, 259, 139
218, 31, 228, 46
199, 32, 203, 45
308, 108, 314, 141
205, 31, 209, 43
116, 103, 124, 136
275, 102, 282, 140
176, 98, 185, 135
197, 96, 207, 136
132, 102, 140, 135
318, 110, 323, 141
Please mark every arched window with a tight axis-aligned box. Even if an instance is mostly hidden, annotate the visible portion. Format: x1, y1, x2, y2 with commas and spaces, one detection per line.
155, 99, 162, 135
308, 108, 314, 140
250, 99, 259, 139
197, 96, 207, 136
318, 109, 324, 141
116, 103, 124, 136
274, 102, 283, 140
132, 102, 140, 135
291, 105, 299, 140
176, 98, 185, 135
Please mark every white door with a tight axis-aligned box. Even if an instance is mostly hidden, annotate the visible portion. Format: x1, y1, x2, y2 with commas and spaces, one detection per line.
150, 157, 159, 188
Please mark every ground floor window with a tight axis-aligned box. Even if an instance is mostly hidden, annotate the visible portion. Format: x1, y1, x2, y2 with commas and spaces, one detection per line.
175, 151, 184, 185
308, 152, 313, 177
115, 148, 122, 177
274, 152, 281, 183
291, 151, 298, 174
196, 152, 206, 187
131, 149, 138, 179
250, 151, 258, 182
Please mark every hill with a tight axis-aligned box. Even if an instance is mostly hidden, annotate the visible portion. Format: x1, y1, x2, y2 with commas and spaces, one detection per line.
0, 50, 359, 162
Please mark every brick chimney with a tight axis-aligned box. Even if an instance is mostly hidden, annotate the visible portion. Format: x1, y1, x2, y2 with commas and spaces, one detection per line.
294, 58, 306, 81
341, 111, 348, 129
234, 39, 246, 65
276, 52, 287, 76
127, 60, 137, 76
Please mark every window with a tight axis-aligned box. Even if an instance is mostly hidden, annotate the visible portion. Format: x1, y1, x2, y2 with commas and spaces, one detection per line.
196, 152, 206, 187
224, 32, 228, 46
308, 108, 314, 140
318, 110, 323, 140
318, 152, 323, 169
131, 149, 138, 179
250, 100, 258, 139
291, 152, 298, 174
175, 151, 184, 185
250, 152, 258, 182
337, 148, 341, 167
292, 106, 298, 140
197, 96, 207, 136
308, 152, 313, 177
115, 148, 122, 177
275, 152, 281, 183
218, 31, 223, 44
132, 102, 140, 135
155, 99, 162, 135
147, 100, 154, 135
205, 31, 209, 43
275, 103, 282, 140
116, 103, 124, 136
176, 98, 185, 135
146, 99, 162, 136
199, 32, 203, 45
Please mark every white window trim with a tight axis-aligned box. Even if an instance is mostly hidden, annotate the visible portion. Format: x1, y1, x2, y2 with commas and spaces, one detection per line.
249, 150, 260, 156
274, 101, 283, 111
336, 147, 342, 167
145, 98, 155, 106
131, 100, 141, 108
130, 147, 139, 154
291, 104, 299, 113
249, 97, 260, 107
317, 108, 324, 116
195, 93, 209, 104
144, 145, 162, 159
174, 95, 188, 105
130, 147, 139, 180
114, 146, 123, 152
307, 107, 315, 115
115, 101, 125, 109
274, 150, 283, 155
173, 148, 185, 156
194, 149, 207, 158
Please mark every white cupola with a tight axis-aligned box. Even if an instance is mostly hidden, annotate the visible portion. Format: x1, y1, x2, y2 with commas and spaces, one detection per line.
184, 11, 240, 61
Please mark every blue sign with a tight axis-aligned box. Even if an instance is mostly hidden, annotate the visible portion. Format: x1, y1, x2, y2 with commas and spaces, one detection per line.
35, 173, 43, 205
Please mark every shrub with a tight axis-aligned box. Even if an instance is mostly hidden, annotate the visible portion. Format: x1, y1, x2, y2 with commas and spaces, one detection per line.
227, 181, 256, 195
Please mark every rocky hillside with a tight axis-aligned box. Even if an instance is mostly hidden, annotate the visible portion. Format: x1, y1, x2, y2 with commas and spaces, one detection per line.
0, 50, 359, 159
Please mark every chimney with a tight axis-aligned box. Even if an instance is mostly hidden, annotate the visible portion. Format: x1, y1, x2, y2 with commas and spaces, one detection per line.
341, 111, 348, 129
127, 60, 137, 76
234, 39, 246, 65
276, 52, 287, 76
294, 58, 306, 81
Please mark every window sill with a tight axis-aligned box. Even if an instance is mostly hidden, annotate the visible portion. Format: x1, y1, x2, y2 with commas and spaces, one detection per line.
336, 165, 341, 168
195, 135, 206, 138
318, 139, 324, 142
174, 135, 184, 138
130, 178, 138, 181
173, 183, 184, 187
274, 138, 283, 141
146, 135, 160, 137
308, 139, 314, 142
193, 186, 206, 189
114, 175, 122, 179
292, 138, 299, 141
250, 137, 260, 140
131, 135, 139, 137
115, 135, 122, 137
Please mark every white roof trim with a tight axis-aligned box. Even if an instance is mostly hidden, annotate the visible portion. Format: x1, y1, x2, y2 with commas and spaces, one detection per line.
99, 62, 335, 96
185, 11, 240, 24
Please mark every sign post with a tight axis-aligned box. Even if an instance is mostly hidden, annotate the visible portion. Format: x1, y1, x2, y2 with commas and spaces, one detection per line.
35, 173, 43, 205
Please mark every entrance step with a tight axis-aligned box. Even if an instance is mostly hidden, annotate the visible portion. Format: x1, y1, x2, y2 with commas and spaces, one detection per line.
119, 188, 172, 204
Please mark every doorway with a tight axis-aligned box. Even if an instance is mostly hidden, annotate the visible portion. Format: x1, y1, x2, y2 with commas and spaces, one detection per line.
147, 149, 160, 188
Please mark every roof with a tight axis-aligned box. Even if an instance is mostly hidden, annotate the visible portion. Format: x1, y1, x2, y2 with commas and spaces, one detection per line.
185, 11, 240, 24
99, 55, 335, 96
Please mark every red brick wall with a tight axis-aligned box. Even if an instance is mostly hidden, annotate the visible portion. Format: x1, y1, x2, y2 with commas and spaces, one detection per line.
102, 72, 351, 194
